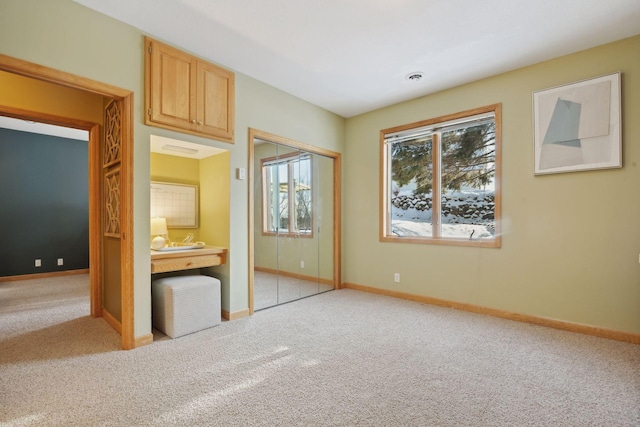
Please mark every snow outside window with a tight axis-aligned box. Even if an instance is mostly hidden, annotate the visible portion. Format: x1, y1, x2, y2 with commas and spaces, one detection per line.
381, 104, 501, 248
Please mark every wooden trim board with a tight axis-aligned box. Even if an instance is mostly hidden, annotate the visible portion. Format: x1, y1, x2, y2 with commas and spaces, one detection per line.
0, 53, 135, 350
0, 269, 90, 282
135, 334, 154, 348
248, 128, 342, 315
343, 282, 640, 345
222, 308, 251, 321
102, 308, 122, 335
254, 266, 334, 286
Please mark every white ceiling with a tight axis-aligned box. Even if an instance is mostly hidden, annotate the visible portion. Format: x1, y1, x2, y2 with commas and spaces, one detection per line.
0, 116, 88, 141
74, 0, 640, 118
150, 134, 227, 159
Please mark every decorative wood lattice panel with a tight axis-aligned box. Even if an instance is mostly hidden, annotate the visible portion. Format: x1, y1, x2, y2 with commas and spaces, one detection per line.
104, 168, 121, 237
104, 100, 122, 167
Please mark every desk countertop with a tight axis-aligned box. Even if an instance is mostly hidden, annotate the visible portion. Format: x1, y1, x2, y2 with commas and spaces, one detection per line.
150, 245, 226, 260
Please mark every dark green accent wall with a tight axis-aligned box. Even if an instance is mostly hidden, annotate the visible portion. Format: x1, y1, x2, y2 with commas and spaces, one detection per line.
0, 128, 88, 277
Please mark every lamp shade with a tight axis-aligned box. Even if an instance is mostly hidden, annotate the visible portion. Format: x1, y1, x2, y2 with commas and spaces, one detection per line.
150, 217, 168, 236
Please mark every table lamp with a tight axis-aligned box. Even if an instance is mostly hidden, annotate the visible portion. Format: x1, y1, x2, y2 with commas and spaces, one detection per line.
150, 217, 168, 250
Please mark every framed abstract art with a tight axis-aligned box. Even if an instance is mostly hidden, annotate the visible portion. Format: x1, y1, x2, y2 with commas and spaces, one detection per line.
533, 72, 621, 175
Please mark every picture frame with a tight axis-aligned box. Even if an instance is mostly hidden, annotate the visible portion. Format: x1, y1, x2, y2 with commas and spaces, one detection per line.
150, 181, 199, 228
533, 72, 621, 175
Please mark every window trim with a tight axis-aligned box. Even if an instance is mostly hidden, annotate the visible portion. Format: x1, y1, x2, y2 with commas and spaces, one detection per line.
380, 103, 501, 248
261, 151, 314, 238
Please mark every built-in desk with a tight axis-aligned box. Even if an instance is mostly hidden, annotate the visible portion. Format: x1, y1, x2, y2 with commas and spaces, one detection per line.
150, 246, 227, 274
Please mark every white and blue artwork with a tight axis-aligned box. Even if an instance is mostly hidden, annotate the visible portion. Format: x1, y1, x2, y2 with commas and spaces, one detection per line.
534, 73, 620, 175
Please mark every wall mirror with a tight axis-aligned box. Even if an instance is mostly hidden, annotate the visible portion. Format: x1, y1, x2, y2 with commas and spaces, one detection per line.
250, 129, 341, 312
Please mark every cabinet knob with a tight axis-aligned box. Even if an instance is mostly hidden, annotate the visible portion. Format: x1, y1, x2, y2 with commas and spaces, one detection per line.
191, 119, 196, 124
198, 121, 203, 125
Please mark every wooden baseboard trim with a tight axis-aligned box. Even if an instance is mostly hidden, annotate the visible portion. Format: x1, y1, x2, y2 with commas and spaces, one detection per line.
135, 333, 153, 348
342, 282, 640, 345
0, 269, 90, 282
102, 308, 122, 335
255, 266, 334, 286
222, 308, 251, 321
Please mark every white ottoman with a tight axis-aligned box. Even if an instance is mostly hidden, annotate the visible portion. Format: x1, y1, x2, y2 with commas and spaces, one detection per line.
152, 275, 221, 338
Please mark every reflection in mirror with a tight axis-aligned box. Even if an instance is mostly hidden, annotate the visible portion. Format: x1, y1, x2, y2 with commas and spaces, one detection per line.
253, 138, 334, 310
316, 153, 334, 294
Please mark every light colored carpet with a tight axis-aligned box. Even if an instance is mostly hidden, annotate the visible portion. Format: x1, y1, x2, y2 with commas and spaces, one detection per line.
1, 274, 639, 426
254, 270, 333, 310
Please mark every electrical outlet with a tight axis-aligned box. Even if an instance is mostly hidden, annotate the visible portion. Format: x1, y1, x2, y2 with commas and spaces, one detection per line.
35, 259, 42, 267
394, 273, 400, 283
300, 260, 305, 268
57, 258, 64, 266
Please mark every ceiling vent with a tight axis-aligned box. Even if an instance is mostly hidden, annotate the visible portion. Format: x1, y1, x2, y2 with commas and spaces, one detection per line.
405, 72, 424, 82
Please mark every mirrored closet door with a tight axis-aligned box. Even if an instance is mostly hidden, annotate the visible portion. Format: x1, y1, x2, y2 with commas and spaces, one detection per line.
252, 134, 336, 311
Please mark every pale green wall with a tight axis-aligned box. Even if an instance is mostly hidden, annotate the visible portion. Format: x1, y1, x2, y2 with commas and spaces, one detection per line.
344, 35, 640, 334
3, 0, 638, 338
0, 0, 345, 337
233, 75, 344, 312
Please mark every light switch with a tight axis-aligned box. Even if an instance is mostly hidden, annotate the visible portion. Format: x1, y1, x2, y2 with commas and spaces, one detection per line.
236, 167, 246, 180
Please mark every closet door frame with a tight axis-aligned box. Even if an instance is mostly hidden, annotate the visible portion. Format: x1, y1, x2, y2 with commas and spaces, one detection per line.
248, 128, 341, 315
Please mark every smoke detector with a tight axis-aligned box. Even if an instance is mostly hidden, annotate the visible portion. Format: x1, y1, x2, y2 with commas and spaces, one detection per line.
405, 72, 424, 82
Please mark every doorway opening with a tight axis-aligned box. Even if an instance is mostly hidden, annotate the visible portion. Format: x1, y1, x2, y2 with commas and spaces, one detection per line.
0, 116, 90, 278
0, 54, 135, 349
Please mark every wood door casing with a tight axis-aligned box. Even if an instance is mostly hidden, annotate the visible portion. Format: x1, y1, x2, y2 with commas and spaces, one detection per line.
0, 53, 136, 350
248, 128, 342, 315
102, 99, 124, 325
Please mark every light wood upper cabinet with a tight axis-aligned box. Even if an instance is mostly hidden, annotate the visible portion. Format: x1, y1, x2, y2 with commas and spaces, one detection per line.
145, 37, 235, 143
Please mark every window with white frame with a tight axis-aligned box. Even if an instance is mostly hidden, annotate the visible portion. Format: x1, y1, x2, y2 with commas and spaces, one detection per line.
381, 104, 501, 247
262, 152, 312, 236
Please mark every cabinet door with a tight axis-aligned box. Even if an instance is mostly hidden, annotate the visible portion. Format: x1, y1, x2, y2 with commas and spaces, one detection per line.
196, 61, 235, 142
149, 41, 197, 130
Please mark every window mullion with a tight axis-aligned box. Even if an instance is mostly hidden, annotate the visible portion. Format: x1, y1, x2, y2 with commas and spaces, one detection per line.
272, 165, 281, 233
262, 166, 270, 232
432, 132, 441, 239
288, 161, 295, 233
385, 142, 392, 237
